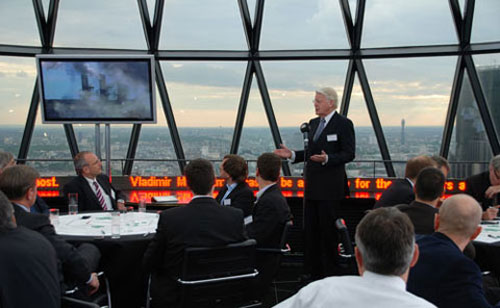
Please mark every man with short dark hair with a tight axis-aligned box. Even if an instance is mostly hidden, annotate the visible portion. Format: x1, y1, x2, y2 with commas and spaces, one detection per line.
0, 165, 101, 294
397, 167, 445, 234
407, 194, 493, 308
0, 190, 61, 308
143, 158, 247, 307
374, 155, 437, 208
275, 207, 434, 307
216, 154, 254, 216
63, 151, 125, 212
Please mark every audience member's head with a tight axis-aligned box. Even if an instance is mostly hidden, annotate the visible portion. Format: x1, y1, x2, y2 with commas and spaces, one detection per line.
0, 151, 15, 174
355, 207, 417, 277
256, 153, 281, 182
74, 151, 102, 178
415, 167, 445, 203
0, 190, 16, 232
220, 154, 248, 183
185, 158, 215, 196
436, 194, 482, 242
316, 87, 338, 110
405, 155, 437, 181
431, 155, 450, 178
489, 155, 500, 186
0, 165, 39, 205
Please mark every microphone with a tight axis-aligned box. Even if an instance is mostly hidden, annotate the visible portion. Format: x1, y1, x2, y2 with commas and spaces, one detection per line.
300, 122, 309, 149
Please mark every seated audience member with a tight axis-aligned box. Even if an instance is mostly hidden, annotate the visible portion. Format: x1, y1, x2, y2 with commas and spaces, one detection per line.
0, 190, 61, 308
431, 155, 450, 178
143, 158, 247, 308
374, 155, 437, 208
216, 154, 255, 216
466, 154, 500, 213
0, 165, 101, 294
397, 167, 445, 234
274, 207, 435, 308
246, 153, 291, 294
0, 150, 48, 214
407, 194, 495, 308
63, 151, 125, 212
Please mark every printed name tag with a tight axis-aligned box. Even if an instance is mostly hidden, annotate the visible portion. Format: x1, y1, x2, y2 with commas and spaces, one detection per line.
223, 199, 231, 206
244, 215, 253, 225
327, 134, 338, 142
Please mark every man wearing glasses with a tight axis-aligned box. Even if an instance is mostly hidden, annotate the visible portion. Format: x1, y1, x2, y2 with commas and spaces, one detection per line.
466, 154, 500, 211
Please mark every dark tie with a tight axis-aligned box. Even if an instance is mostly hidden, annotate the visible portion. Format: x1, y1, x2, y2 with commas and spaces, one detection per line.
93, 181, 107, 211
313, 118, 326, 142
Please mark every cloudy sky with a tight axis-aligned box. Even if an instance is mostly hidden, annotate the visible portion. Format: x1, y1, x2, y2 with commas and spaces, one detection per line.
0, 0, 499, 131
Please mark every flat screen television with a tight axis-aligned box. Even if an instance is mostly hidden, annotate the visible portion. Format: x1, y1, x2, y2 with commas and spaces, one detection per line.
36, 55, 156, 124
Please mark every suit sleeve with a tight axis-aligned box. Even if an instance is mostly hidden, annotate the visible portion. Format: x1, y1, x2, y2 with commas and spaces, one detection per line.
246, 197, 278, 246
325, 118, 355, 167
446, 258, 492, 308
231, 188, 255, 217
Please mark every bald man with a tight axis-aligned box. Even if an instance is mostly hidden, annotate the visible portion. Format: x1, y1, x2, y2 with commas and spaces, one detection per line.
407, 194, 493, 308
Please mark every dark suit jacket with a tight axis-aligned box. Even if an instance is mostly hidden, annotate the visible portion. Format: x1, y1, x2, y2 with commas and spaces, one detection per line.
31, 195, 49, 214
407, 232, 491, 308
215, 182, 255, 216
63, 174, 124, 212
466, 171, 495, 211
0, 226, 60, 308
397, 200, 437, 234
13, 204, 93, 285
294, 112, 355, 201
143, 196, 247, 307
373, 178, 414, 208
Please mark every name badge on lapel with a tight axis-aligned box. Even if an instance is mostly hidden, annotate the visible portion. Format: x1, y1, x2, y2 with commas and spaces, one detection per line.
327, 134, 338, 142
223, 199, 231, 206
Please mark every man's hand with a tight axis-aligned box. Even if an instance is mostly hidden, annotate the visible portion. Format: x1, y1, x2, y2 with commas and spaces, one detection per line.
274, 144, 292, 159
482, 207, 499, 220
485, 185, 500, 199
117, 200, 126, 211
310, 150, 328, 163
87, 272, 100, 295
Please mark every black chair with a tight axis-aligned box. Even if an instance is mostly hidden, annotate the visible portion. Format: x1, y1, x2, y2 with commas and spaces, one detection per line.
335, 218, 357, 274
62, 272, 112, 308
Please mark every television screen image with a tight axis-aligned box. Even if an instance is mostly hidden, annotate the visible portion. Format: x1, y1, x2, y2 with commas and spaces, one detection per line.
37, 55, 156, 123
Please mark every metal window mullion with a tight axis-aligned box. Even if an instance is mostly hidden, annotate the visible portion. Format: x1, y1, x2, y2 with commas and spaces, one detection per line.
251, 0, 265, 52
137, 0, 153, 50
448, 0, 463, 44
355, 59, 395, 177
253, 60, 291, 176
151, 0, 165, 50
123, 124, 142, 175
338, 0, 355, 48
63, 124, 79, 158
440, 56, 465, 158
462, 0, 475, 46
340, 59, 356, 116
353, 0, 366, 50
155, 60, 186, 172
237, 0, 253, 50
32, 0, 48, 47
45, 0, 60, 47
18, 82, 40, 163
231, 61, 254, 154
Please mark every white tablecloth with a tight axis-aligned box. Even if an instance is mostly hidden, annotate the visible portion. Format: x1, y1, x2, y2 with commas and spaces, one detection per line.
54, 212, 159, 237
475, 220, 500, 244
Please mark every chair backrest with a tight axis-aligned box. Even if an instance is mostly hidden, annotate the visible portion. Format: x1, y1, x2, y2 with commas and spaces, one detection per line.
178, 239, 261, 308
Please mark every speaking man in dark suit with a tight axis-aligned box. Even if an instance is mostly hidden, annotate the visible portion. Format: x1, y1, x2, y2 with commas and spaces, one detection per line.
143, 158, 247, 308
0, 190, 61, 308
374, 155, 436, 209
0, 165, 101, 294
63, 151, 125, 212
216, 154, 255, 217
407, 194, 495, 308
274, 87, 355, 279
466, 154, 500, 211
247, 153, 291, 295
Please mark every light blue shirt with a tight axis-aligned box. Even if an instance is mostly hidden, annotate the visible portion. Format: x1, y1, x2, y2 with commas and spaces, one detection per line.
220, 183, 237, 205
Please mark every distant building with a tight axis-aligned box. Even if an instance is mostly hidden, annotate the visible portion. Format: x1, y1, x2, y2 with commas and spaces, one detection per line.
453, 65, 500, 178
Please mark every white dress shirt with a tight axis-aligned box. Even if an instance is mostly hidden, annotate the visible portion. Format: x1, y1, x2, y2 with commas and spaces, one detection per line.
273, 271, 436, 308
84, 176, 114, 210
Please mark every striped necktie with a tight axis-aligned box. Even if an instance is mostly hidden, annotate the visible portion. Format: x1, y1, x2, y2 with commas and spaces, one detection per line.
93, 181, 107, 211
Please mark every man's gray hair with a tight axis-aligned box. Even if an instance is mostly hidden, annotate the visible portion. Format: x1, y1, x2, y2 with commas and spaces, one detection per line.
0, 151, 14, 171
0, 190, 15, 232
355, 207, 415, 276
74, 151, 92, 175
490, 154, 500, 172
316, 87, 338, 109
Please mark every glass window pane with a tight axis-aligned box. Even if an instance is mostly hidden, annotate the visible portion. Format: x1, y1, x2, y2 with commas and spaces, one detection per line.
53, 0, 147, 49
364, 57, 457, 171
260, 0, 349, 50
0, 0, 40, 46
471, 0, 500, 43
347, 78, 385, 177
473, 54, 500, 140
239, 80, 276, 176
260, 60, 348, 175
160, 0, 247, 50
161, 61, 247, 160
362, 0, 457, 48
449, 74, 492, 178
0, 56, 37, 156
